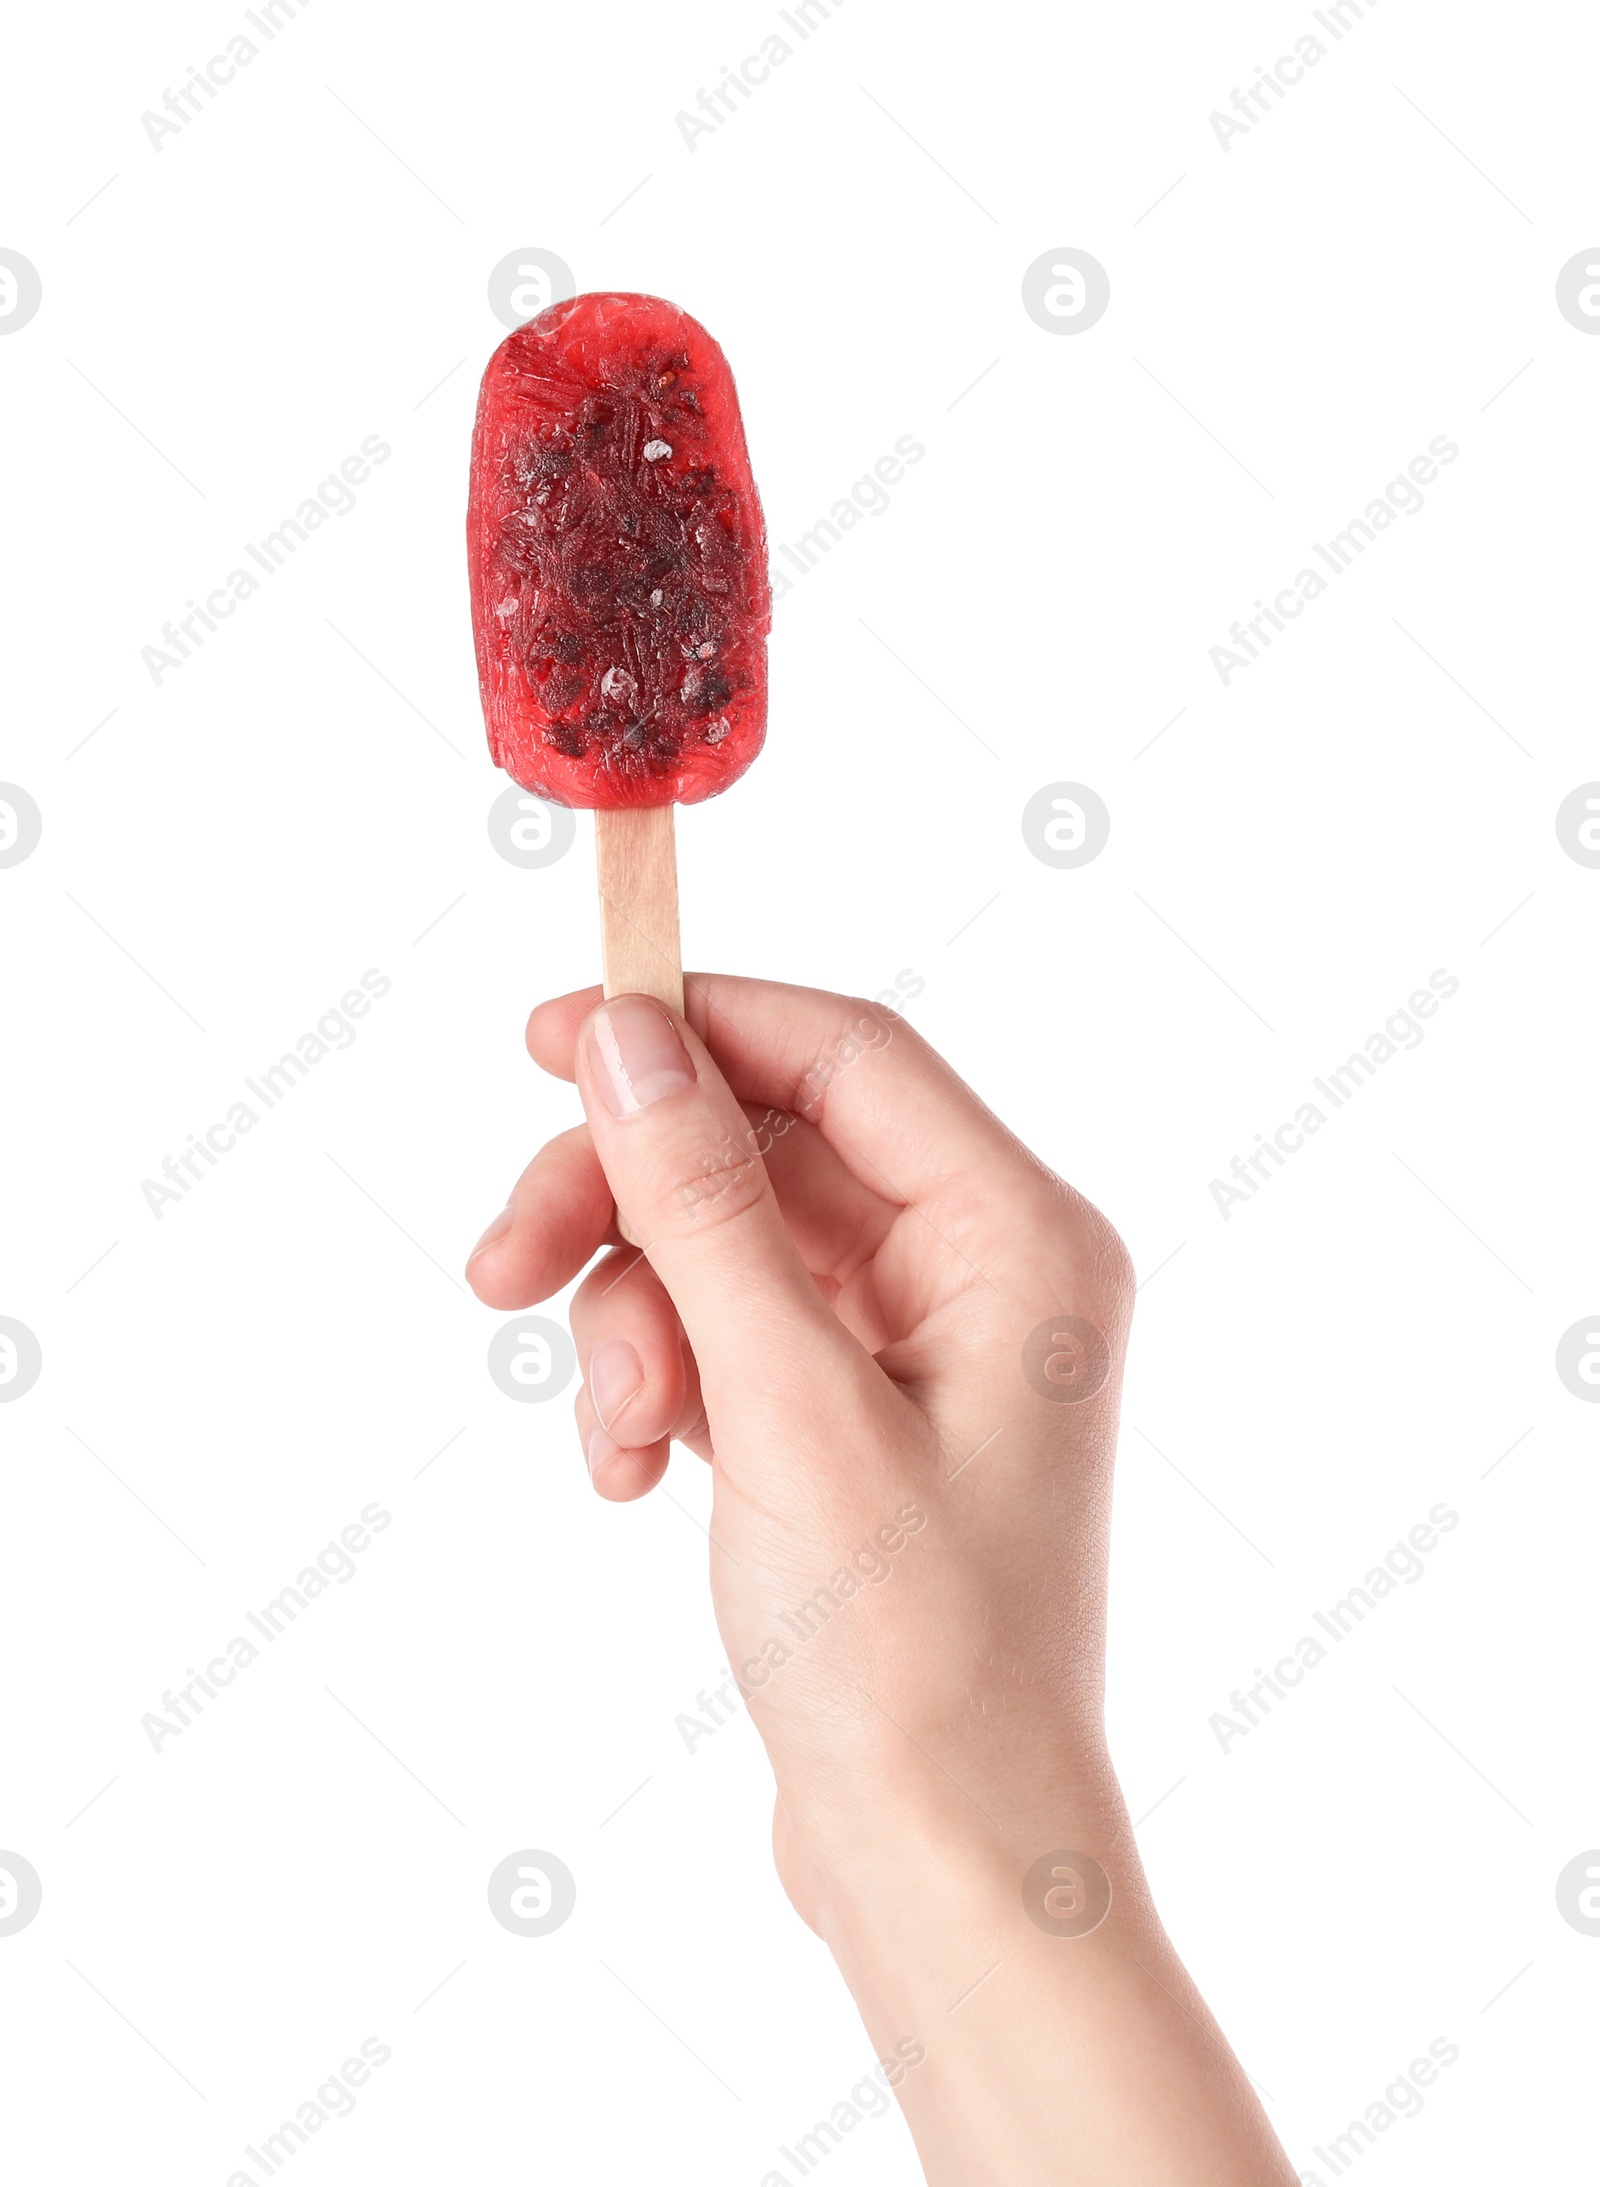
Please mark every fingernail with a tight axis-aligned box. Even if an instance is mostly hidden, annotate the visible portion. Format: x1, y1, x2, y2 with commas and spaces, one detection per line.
587, 1337, 644, 1432
589, 998, 696, 1118
468, 1206, 513, 1260
587, 1425, 621, 1478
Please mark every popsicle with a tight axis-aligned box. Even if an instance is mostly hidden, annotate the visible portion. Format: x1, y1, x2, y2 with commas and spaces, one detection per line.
467, 292, 771, 1015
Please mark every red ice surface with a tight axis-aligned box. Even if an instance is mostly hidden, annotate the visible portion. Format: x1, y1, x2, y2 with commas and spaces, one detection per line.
467, 292, 771, 808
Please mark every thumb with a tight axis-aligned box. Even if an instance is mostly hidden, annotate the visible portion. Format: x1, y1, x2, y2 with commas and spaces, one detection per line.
572, 994, 856, 1419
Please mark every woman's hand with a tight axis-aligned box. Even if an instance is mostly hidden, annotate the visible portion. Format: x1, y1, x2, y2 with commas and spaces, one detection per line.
467, 976, 1295, 2187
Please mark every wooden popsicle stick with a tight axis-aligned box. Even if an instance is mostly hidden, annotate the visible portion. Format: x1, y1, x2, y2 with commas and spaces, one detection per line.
595, 805, 685, 1016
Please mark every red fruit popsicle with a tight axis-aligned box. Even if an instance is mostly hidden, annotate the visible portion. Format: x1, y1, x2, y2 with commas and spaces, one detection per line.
467, 292, 771, 1013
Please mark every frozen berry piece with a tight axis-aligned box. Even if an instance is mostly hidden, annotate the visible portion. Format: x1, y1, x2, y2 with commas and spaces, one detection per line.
467, 293, 771, 808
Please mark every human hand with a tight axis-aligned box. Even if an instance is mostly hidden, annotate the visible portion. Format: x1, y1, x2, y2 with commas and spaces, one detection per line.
466, 976, 1129, 1857
467, 976, 1293, 2186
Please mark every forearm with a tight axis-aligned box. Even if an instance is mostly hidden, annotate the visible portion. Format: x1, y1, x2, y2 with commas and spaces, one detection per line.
801, 1756, 1296, 2187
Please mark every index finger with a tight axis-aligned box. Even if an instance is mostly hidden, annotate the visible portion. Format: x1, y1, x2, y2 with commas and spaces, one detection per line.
528, 974, 1048, 1217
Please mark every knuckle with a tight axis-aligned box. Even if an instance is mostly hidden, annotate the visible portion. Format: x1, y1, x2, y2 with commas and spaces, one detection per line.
636, 1121, 772, 1241
1010, 1176, 1136, 1323
1072, 1197, 1135, 1312
790, 998, 896, 1119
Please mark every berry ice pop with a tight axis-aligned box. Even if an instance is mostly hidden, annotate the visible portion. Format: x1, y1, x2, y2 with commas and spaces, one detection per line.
468, 293, 770, 1013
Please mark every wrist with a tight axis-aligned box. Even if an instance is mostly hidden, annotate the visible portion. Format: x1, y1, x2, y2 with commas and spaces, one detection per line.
773, 1703, 1123, 1887
800, 1794, 1171, 2187
777, 1720, 1139, 2039
788, 1772, 1293, 2187
804, 1749, 1134, 1964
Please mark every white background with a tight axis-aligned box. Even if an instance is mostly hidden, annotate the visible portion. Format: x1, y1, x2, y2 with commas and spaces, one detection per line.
2, 0, 1597, 2180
